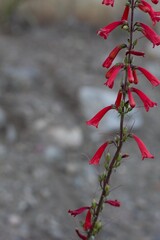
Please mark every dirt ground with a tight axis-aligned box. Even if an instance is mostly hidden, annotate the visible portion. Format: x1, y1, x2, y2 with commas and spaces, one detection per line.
0, 20, 160, 240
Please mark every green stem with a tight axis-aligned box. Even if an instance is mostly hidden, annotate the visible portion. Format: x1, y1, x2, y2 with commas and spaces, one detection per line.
86, 1, 135, 239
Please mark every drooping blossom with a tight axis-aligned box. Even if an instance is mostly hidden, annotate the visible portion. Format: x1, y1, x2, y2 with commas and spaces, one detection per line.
133, 69, 139, 84
97, 20, 125, 40
138, 0, 159, 25
153, 11, 160, 23
86, 105, 114, 128
75, 229, 87, 240
136, 22, 160, 47
151, 0, 159, 4
83, 210, 92, 231
121, 5, 130, 21
136, 66, 160, 86
105, 63, 124, 88
115, 90, 122, 109
131, 87, 157, 112
105, 64, 118, 78
89, 142, 109, 165
102, 0, 114, 6
132, 134, 154, 160
68, 207, 90, 217
103, 44, 126, 68
127, 65, 134, 83
126, 50, 145, 57
128, 88, 136, 108
105, 199, 121, 207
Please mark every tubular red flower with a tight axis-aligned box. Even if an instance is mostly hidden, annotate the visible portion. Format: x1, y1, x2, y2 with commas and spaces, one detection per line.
131, 87, 157, 112
105, 200, 121, 207
103, 44, 126, 68
153, 11, 160, 23
151, 0, 159, 4
75, 229, 87, 240
132, 134, 154, 160
136, 22, 160, 47
68, 207, 90, 217
133, 69, 139, 84
115, 90, 122, 109
105, 63, 124, 88
97, 20, 125, 40
86, 105, 114, 128
138, 0, 158, 25
83, 210, 92, 231
121, 5, 130, 21
105, 65, 118, 78
128, 88, 136, 108
137, 66, 160, 86
102, 0, 114, 6
126, 50, 145, 57
127, 65, 134, 83
89, 142, 109, 165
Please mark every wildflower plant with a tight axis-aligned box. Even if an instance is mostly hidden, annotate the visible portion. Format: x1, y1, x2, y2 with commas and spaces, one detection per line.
68, 0, 160, 239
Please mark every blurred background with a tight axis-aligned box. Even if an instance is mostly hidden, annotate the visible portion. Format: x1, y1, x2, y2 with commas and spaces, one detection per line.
0, 0, 160, 239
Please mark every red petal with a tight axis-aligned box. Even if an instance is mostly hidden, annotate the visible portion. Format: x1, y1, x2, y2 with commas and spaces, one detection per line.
132, 134, 154, 160
89, 142, 109, 165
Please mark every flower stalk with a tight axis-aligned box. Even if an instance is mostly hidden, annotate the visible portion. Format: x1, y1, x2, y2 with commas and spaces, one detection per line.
69, 0, 160, 239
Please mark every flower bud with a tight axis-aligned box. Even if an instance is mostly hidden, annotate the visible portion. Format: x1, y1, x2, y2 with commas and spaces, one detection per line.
105, 184, 110, 195
92, 199, 97, 209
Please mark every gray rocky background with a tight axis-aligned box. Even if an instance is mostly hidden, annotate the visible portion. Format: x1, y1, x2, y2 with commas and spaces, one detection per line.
0, 0, 160, 240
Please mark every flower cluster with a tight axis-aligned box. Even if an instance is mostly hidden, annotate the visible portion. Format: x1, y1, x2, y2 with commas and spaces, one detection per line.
69, 0, 160, 239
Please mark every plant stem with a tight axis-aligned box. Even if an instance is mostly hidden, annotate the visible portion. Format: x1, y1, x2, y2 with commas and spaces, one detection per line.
86, 1, 135, 239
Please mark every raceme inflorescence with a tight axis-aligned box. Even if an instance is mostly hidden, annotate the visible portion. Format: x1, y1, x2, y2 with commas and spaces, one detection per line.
68, 0, 160, 239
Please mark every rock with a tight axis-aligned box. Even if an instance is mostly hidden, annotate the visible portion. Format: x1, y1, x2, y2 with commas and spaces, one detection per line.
0, 107, 7, 128
48, 126, 83, 148
6, 124, 17, 142
78, 86, 143, 132
2, 65, 41, 91
0, 144, 7, 156
8, 214, 21, 227
44, 146, 65, 163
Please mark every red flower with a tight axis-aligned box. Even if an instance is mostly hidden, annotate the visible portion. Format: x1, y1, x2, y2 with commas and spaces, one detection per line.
103, 44, 126, 68
83, 210, 92, 231
153, 11, 160, 23
68, 207, 90, 217
128, 88, 136, 108
121, 5, 130, 21
132, 134, 154, 160
75, 229, 87, 240
115, 90, 122, 109
105, 199, 121, 207
137, 66, 160, 86
138, 0, 158, 25
136, 22, 160, 47
89, 142, 109, 165
97, 20, 125, 40
126, 50, 145, 57
105, 65, 118, 78
102, 0, 114, 6
86, 105, 114, 128
133, 69, 139, 84
151, 0, 159, 3
131, 87, 157, 112
105, 63, 124, 88
127, 65, 134, 83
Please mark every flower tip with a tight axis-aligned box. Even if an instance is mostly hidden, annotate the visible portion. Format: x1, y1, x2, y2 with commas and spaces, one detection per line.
86, 120, 98, 128
105, 199, 121, 207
